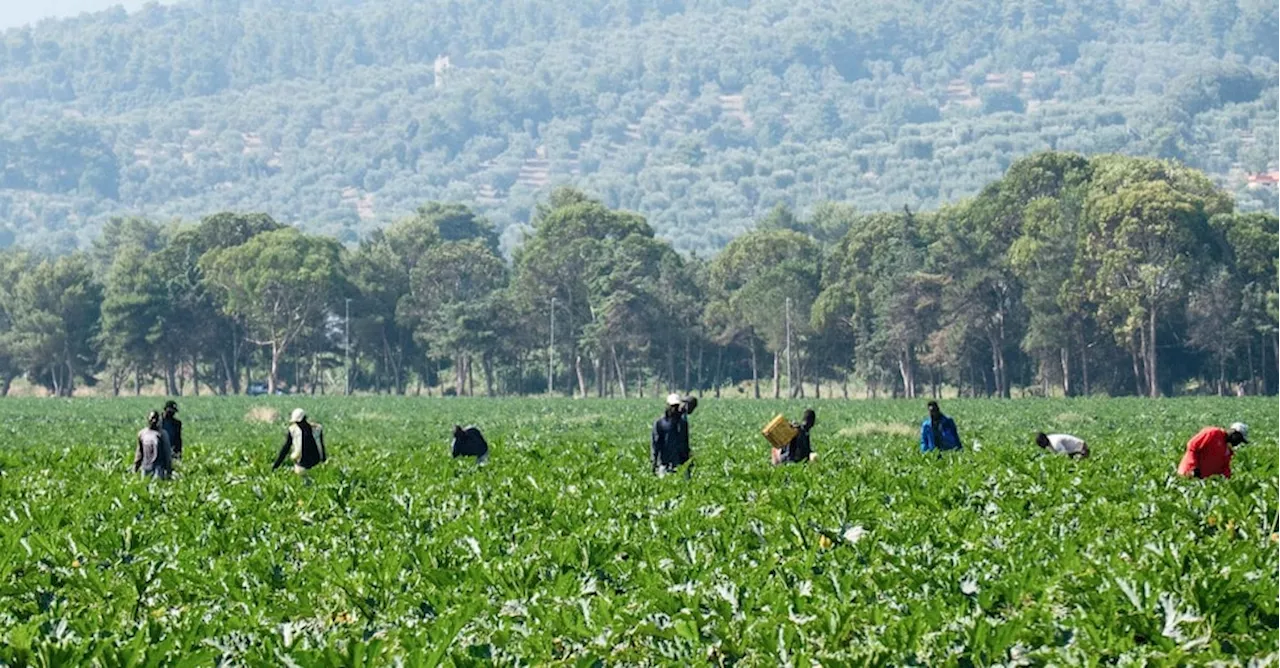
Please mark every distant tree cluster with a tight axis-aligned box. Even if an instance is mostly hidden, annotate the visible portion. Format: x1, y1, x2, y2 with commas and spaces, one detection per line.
0, 0, 1275, 253
0, 152, 1272, 399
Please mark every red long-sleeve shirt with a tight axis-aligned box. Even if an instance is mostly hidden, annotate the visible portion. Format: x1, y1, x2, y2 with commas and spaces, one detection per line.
1177, 427, 1233, 479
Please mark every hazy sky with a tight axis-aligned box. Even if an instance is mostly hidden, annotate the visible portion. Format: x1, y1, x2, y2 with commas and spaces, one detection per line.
0, 0, 171, 30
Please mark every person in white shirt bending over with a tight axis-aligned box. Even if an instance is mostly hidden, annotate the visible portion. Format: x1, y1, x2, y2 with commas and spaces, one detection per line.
1035, 432, 1089, 459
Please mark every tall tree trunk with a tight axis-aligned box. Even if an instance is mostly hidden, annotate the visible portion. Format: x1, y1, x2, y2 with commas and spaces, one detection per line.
696, 344, 704, 398
612, 346, 628, 398
575, 355, 587, 398
684, 336, 692, 392
1060, 347, 1071, 397
1147, 309, 1159, 398
1079, 331, 1090, 396
987, 333, 1006, 399
667, 348, 676, 393
595, 357, 604, 398
898, 350, 915, 399
750, 347, 760, 399
715, 346, 723, 399
1130, 340, 1144, 397
0, 375, 11, 397
484, 353, 495, 397
772, 351, 780, 399
454, 354, 464, 396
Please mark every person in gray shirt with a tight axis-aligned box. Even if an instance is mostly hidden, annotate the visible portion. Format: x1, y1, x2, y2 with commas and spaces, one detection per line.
134, 411, 173, 479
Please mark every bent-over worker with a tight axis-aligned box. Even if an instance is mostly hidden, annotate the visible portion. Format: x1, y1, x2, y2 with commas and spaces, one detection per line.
452, 424, 489, 462
1178, 422, 1247, 479
1036, 432, 1089, 458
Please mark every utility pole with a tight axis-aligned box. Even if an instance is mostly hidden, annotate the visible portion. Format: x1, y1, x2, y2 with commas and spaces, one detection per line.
548, 297, 556, 395
785, 297, 792, 398
344, 298, 352, 395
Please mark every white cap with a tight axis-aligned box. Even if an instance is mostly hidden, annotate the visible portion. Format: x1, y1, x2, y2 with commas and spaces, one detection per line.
666, 392, 682, 406
1228, 422, 1249, 443
290, 408, 306, 423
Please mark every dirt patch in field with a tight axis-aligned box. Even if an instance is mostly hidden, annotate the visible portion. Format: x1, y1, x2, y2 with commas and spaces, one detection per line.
351, 411, 393, 422
1055, 412, 1094, 425
245, 406, 280, 423
838, 422, 916, 438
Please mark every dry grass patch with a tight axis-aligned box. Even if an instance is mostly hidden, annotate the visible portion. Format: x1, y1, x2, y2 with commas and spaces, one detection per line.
245, 406, 280, 423
837, 422, 916, 439
1055, 412, 1094, 425
351, 411, 394, 422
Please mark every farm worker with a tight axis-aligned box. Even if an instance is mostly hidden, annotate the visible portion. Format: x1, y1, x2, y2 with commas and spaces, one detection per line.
272, 408, 327, 474
652, 392, 697, 476
1177, 422, 1247, 479
772, 408, 817, 465
1035, 432, 1089, 458
920, 401, 962, 453
451, 424, 489, 462
161, 400, 183, 461
134, 410, 173, 479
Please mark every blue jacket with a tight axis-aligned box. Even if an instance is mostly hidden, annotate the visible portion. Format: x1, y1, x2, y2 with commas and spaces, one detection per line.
920, 415, 962, 453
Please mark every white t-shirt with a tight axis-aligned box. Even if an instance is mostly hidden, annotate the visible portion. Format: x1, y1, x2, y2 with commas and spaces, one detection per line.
1046, 433, 1086, 455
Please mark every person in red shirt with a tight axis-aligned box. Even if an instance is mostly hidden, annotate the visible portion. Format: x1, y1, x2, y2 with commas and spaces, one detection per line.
1177, 422, 1248, 479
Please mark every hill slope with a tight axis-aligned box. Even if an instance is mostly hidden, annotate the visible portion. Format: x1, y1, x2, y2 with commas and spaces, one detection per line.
0, 0, 1275, 252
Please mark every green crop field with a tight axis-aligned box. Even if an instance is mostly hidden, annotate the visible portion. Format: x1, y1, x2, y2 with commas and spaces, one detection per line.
0, 397, 1275, 665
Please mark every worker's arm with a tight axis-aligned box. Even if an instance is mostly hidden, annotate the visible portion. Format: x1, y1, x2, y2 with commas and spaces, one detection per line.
651, 422, 661, 471
159, 431, 172, 469
317, 425, 327, 462
271, 432, 292, 470
920, 421, 932, 453
1176, 441, 1199, 477
948, 419, 963, 449
133, 436, 143, 472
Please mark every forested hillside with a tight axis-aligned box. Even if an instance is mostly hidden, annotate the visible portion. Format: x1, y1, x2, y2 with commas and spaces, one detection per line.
0, 0, 1275, 252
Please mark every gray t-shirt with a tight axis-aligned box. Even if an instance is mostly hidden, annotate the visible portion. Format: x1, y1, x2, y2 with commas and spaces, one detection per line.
135, 427, 173, 477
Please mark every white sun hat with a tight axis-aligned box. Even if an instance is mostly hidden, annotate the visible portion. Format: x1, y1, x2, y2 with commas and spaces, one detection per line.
290, 408, 306, 423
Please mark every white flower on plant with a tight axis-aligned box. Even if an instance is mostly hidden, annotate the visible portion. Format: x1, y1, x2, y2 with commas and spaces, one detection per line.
843, 525, 866, 544
667, 582, 697, 595
960, 577, 979, 596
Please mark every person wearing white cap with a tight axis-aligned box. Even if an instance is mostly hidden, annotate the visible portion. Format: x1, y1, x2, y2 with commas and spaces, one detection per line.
651, 392, 697, 476
1177, 422, 1248, 479
272, 408, 327, 473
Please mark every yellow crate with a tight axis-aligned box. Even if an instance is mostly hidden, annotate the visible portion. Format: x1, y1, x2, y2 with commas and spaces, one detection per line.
762, 414, 798, 448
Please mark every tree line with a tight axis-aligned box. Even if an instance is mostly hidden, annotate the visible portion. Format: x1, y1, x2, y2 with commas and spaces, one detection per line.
0, 151, 1273, 399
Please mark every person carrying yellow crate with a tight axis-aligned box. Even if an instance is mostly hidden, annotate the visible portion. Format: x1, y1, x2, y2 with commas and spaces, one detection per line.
766, 409, 817, 466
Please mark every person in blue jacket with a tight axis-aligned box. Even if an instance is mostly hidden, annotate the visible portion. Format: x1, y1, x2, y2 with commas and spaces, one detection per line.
920, 400, 962, 453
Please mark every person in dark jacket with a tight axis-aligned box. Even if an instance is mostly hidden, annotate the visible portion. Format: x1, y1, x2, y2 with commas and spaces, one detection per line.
451, 425, 489, 462
134, 411, 173, 479
652, 393, 697, 476
161, 400, 183, 461
920, 401, 962, 454
773, 409, 817, 465
273, 408, 327, 473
